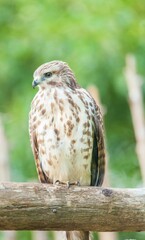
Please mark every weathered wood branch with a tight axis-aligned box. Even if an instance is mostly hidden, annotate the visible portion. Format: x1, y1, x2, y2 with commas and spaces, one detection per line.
0, 182, 145, 232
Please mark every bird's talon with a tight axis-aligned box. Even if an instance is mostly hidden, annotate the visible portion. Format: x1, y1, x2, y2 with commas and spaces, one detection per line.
76, 181, 80, 186
66, 181, 70, 188
54, 180, 80, 187
55, 180, 60, 185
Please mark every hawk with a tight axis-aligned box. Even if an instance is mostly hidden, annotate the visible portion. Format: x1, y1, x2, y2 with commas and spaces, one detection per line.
29, 60, 105, 240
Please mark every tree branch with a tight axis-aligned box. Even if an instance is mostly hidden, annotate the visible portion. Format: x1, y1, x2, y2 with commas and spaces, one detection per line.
0, 182, 145, 232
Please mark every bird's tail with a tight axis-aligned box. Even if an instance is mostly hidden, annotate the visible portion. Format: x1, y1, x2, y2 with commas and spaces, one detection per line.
66, 231, 90, 240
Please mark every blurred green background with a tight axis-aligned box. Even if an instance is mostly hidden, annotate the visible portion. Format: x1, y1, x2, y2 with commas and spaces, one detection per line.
0, 0, 145, 239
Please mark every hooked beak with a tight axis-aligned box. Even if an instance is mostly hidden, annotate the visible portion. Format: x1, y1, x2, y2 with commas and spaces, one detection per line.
32, 79, 40, 88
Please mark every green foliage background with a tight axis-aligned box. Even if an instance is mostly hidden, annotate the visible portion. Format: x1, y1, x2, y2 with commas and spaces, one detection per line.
0, 0, 145, 239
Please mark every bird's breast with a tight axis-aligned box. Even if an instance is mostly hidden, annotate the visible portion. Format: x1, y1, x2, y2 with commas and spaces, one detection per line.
31, 87, 94, 185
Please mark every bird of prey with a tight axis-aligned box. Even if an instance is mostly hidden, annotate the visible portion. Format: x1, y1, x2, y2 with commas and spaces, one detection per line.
29, 60, 105, 240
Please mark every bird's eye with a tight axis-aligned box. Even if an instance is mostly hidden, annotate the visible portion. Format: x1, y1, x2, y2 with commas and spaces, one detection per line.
44, 72, 52, 78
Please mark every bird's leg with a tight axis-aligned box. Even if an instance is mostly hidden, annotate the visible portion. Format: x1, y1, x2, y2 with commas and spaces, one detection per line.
55, 180, 80, 188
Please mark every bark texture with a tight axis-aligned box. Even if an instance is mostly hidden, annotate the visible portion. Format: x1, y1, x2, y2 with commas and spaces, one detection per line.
0, 182, 145, 232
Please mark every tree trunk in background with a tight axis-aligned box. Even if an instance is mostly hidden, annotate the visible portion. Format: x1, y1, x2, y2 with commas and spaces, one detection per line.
0, 117, 10, 180
125, 54, 145, 185
87, 86, 118, 240
54, 231, 67, 240
32, 231, 48, 240
0, 116, 16, 240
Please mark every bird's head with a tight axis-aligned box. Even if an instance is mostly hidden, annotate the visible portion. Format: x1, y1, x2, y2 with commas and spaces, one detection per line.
32, 60, 78, 90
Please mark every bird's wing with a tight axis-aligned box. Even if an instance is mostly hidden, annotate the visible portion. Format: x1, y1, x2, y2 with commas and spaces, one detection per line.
29, 112, 50, 183
91, 100, 105, 186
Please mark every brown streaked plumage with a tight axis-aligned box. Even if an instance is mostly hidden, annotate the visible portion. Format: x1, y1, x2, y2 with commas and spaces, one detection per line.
29, 60, 105, 240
